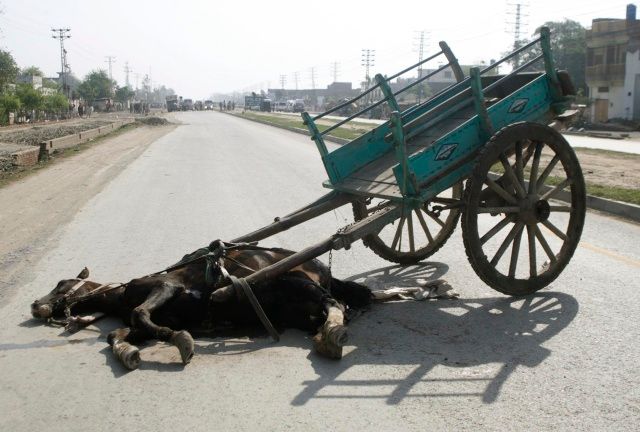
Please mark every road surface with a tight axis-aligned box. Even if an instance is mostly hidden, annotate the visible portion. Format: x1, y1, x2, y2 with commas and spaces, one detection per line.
0, 112, 638, 431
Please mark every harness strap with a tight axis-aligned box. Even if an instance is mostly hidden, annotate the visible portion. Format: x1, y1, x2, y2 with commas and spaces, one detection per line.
228, 275, 280, 342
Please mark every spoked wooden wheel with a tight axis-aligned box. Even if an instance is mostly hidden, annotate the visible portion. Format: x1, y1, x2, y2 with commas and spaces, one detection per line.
462, 122, 586, 295
352, 182, 463, 264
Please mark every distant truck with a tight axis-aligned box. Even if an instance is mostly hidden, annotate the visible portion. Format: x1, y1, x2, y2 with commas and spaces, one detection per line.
166, 95, 179, 112
182, 99, 194, 111
194, 100, 204, 111
204, 100, 214, 110
244, 95, 272, 112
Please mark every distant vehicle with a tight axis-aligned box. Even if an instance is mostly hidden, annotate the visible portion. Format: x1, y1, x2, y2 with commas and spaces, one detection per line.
244, 95, 271, 112
274, 100, 288, 112
194, 100, 204, 111
182, 99, 194, 111
204, 100, 214, 110
292, 99, 305, 113
166, 95, 179, 112
260, 99, 272, 112
93, 97, 113, 112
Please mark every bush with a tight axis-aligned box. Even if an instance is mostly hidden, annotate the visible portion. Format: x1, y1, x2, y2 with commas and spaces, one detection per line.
43, 93, 69, 116
0, 93, 21, 124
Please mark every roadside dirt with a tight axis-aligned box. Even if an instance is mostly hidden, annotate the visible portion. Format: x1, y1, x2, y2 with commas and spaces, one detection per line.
572, 148, 640, 189
0, 123, 176, 305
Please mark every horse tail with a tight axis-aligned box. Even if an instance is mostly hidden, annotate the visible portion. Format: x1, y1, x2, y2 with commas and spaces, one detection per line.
330, 278, 372, 309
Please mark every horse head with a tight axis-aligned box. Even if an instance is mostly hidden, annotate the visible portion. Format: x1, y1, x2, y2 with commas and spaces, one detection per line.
31, 267, 100, 320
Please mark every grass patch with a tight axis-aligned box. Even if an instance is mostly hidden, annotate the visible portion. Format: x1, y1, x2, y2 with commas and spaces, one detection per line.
236, 112, 372, 141
0, 123, 139, 189
573, 147, 640, 159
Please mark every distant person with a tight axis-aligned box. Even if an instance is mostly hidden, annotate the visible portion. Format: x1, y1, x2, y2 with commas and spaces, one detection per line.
78, 103, 84, 118
87, 105, 93, 117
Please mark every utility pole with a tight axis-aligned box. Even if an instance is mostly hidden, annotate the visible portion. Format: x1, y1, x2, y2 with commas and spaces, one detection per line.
361, 49, 376, 92
279, 74, 286, 90
134, 73, 140, 91
507, 2, 529, 67
309, 67, 316, 90
105, 56, 116, 95
413, 30, 430, 103
124, 61, 131, 88
330, 61, 340, 83
51, 28, 71, 98
293, 71, 299, 90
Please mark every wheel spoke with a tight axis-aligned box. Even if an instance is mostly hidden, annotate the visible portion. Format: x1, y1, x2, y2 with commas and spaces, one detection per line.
490, 222, 524, 266
542, 220, 568, 241
477, 206, 520, 214
415, 209, 434, 243
534, 225, 557, 264
500, 153, 527, 199
522, 140, 536, 167
391, 216, 406, 251
549, 205, 572, 212
407, 212, 415, 252
536, 155, 559, 190
426, 210, 445, 228
508, 223, 525, 278
485, 178, 518, 205
527, 224, 537, 277
540, 178, 573, 201
529, 141, 543, 195
515, 141, 524, 187
481, 216, 512, 245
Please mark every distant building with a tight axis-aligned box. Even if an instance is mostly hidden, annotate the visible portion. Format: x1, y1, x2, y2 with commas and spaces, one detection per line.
586, 4, 640, 121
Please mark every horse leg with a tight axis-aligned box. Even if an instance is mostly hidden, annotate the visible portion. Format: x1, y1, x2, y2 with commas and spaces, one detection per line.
266, 275, 348, 360
130, 282, 195, 365
107, 327, 141, 370
313, 297, 348, 360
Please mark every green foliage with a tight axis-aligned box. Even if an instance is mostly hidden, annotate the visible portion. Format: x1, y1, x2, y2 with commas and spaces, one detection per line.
16, 84, 43, 111
515, 20, 586, 92
43, 93, 69, 114
0, 93, 21, 123
0, 49, 19, 91
78, 70, 114, 102
114, 85, 134, 103
21, 66, 44, 77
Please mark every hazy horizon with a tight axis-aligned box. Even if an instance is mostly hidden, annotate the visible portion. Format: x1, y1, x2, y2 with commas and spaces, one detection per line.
0, 0, 634, 99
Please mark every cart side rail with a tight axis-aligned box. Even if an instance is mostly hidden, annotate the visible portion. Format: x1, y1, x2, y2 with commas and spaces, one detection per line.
302, 42, 466, 184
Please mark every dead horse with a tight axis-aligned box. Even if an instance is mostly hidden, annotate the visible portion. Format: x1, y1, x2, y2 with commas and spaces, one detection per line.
30, 241, 372, 370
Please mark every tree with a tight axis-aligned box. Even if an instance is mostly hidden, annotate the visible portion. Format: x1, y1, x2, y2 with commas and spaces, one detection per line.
513, 20, 586, 92
21, 66, 44, 77
43, 93, 69, 115
0, 49, 19, 92
114, 85, 134, 103
78, 70, 114, 103
0, 93, 21, 124
16, 84, 43, 111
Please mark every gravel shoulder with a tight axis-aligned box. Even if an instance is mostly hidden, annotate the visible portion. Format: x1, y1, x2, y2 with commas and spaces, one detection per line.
0, 123, 176, 305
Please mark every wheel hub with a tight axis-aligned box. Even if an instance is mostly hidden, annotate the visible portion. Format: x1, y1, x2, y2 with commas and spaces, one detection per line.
518, 197, 550, 224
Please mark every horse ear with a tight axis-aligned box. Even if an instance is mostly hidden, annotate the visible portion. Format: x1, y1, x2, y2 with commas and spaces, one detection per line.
77, 267, 90, 279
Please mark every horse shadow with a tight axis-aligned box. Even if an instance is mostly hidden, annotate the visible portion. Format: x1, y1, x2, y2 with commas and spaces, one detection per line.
290, 262, 579, 406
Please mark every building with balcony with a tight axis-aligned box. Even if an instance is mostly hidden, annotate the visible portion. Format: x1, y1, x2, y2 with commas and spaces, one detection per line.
586, 4, 640, 121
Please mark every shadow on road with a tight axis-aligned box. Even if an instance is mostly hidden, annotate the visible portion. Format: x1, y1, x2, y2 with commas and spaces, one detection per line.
291, 263, 579, 406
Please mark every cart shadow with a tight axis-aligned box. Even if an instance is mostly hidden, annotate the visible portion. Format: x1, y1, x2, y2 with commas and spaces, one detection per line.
291, 264, 579, 406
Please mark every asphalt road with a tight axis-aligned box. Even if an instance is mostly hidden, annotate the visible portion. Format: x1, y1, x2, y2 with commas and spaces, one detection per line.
1, 111, 638, 431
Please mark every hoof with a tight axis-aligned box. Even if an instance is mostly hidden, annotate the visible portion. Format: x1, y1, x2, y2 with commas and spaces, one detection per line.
313, 333, 344, 360
324, 324, 348, 347
113, 342, 141, 370
171, 330, 195, 364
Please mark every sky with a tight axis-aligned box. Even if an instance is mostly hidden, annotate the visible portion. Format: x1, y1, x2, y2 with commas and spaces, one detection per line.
0, 0, 635, 99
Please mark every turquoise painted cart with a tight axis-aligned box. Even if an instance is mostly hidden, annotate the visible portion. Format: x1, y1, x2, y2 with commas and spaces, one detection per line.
226, 27, 586, 296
